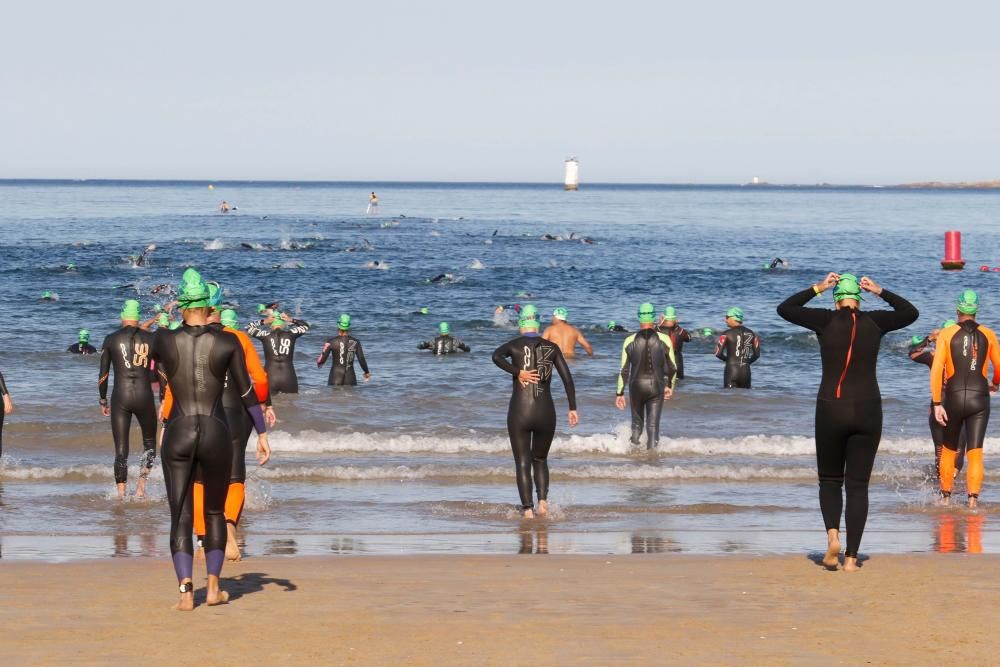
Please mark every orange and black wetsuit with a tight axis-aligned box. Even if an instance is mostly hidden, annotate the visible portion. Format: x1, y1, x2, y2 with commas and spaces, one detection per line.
777, 286, 918, 558
930, 320, 1000, 499
909, 336, 966, 478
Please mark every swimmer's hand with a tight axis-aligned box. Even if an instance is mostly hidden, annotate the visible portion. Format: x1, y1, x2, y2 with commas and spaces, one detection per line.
615, 395, 626, 410
567, 410, 579, 427
256, 433, 271, 466
518, 369, 540, 385
264, 406, 277, 428
363, 372, 371, 382
4, 396, 13, 415
663, 387, 673, 400
101, 403, 111, 417
934, 405, 948, 426
860, 276, 882, 295
814, 272, 840, 293
991, 384, 999, 394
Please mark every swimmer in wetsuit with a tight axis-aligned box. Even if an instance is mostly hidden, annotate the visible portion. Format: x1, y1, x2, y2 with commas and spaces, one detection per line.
492, 304, 578, 518
247, 312, 310, 394
909, 321, 967, 478
931, 290, 1000, 509
418, 322, 470, 354
778, 272, 918, 571
99, 300, 158, 499
607, 321, 628, 333
615, 303, 677, 449
715, 307, 760, 388
657, 306, 692, 380
0, 371, 12, 457
152, 269, 270, 610
542, 307, 593, 358
317, 314, 371, 385
67, 329, 97, 355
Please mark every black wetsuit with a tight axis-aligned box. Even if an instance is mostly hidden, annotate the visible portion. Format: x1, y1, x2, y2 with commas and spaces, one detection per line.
909, 337, 966, 476
657, 324, 691, 379
618, 329, 677, 449
0, 371, 8, 457
67, 342, 97, 355
715, 326, 760, 388
418, 335, 470, 355
152, 324, 265, 581
778, 287, 918, 558
492, 334, 577, 510
317, 335, 369, 386
99, 326, 158, 484
247, 319, 310, 394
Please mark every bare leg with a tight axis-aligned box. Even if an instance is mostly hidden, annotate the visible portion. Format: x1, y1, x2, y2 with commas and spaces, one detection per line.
537, 500, 549, 517
135, 477, 147, 499
843, 556, 859, 572
116, 482, 126, 500
173, 580, 194, 611
522, 508, 535, 519
225, 523, 242, 561
205, 574, 229, 606
822, 528, 840, 570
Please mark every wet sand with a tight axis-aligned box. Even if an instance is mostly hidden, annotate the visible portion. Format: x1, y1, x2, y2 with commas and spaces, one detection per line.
0, 553, 996, 665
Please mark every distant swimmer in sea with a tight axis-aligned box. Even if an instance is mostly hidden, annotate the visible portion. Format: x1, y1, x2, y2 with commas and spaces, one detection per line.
615, 303, 676, 450
427, 273, 462, 284
418, 322, 470, 355
247, 311, 311, 394
0, 370, 12, 457
931, 291, 1000, 509
764, 257, 790, 270
219, 201, 237, 213
126, 244, 156, 268
67, 329, 97, 355
778, 272, 917, 571
40, 291, 57, 302
715, 307, 760, 389
909, 321, 966, 479
99, 300, 158, 499
492, 304, 578, 518
657, 306, 692, 380
607, 321, 628, 333
542, 307, 593, 358
367, 192, 379, 214
317, 314, 371, 386
411, 306, 430, 316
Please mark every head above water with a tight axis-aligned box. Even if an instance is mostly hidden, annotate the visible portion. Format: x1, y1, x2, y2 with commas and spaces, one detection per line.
833, 273, 862, 307
41, 290, 53, 300
419, 307, 429, 315
957, 289, 979, 316
177, 268, 211, 310
78, 329, 90, 342
608, 320, 617, 331
120, 299, 141, 322
338, 313, 352, 331
725, 307, 744, 324
439, 321, 451, 335
638, 302, 656, 325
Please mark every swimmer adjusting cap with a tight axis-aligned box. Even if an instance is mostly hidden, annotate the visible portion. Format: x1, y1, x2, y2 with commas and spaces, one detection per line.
833, 273, 862, 302
439, 321, 451, 335
121, 299, 141, 321
957, 289, 979, 315
271, 316, 287, 328
553, 307, 568, 321
942, 319, 957, 329
78, 329, 90, 342
638, 303, 656, 324
157, 313, 170, 327
169, 320, 182, 330
338, 313, 352, 330
663, 306, 677, 320
220, 309, 238, 328
726, 307, 744, 322
177, 268, 211, 309
207, 281, 223, 308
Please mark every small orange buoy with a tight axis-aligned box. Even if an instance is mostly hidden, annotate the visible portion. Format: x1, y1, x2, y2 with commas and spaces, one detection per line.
980, 265, 990, 272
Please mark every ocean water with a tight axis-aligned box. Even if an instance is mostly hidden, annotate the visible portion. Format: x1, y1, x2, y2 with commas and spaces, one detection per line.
2, 180, 1000, 560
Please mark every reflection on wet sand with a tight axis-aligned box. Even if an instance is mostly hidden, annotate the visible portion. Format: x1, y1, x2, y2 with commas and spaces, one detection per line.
518, 525, 549, 554
935, 514, 985, 554
265, 538, 298, 556
631, 533, 682, 554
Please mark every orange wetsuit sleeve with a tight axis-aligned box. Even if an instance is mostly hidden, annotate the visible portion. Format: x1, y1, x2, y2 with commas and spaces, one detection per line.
930, 327, 955, 405
232, 329, 270, 404
161, 385, 174, 419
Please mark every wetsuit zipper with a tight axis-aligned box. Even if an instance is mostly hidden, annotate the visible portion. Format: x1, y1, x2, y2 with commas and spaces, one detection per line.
836, 312, 857, 399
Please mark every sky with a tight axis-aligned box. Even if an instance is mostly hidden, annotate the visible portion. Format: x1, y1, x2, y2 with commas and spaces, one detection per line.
2, 0, 998, 184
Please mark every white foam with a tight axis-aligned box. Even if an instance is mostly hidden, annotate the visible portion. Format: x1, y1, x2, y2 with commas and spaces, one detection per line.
204, 239, 226, 250
468, 259, 485, 270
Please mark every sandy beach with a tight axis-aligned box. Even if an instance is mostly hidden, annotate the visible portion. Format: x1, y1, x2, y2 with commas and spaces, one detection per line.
1, 553, 995, 665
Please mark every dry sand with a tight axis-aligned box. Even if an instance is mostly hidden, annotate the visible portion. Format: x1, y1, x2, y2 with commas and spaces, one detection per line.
1, 553, 996, 665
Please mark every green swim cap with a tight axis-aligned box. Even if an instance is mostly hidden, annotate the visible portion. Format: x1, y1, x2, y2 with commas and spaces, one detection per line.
78, 329, 90, 342
910, 335, 924, 346
553, 307, 568, 321
520, 304, 538, 319
121, 299, 141, 321
608, 320, 617, 330
177, 268, 211, 309
419, 307, 429, 315
663, 306, 677, 320
41, 291, 53, 300
338, 313, 352, 330
257, 303, 267, 314
271, 316, 287, 328
726, 307, 744, 322
942, 319, 957, 329
957, 289, 979, 315
833, 273, 862, 302
701, 327, 714, 336
220, 309, 238, 328
638, 302, 656, 324
169, 320, 182, 330
439, 321, 451, 335
157, 313, 170, 327
66, 263, 76, 270
520, 316, 540, 330
207, 281, 222, 308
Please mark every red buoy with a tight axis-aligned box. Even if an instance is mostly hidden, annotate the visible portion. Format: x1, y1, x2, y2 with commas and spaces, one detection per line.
981, 265, 991, 272
941, 230, 966, 270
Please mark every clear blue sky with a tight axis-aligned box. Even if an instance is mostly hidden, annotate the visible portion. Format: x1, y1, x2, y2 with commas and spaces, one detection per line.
2, 0, 997, 184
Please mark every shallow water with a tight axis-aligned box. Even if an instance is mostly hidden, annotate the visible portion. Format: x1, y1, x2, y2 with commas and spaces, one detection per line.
1, 180, 999, 559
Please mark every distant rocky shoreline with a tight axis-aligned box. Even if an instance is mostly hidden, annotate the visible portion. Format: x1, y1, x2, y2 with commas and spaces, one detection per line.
895, 179, 1000, 189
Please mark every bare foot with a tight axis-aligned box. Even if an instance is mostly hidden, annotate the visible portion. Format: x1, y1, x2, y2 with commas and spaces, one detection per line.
206, 590, 230, 606
537, 500, 549, 517
522, 508, 535, 519
225, 524, 242, 562
968, 496, 978, 510
822, 529, 840, 570
940, 492, 952, 506
135, 478, 147, 499
116, 483, 126, 500
843, 556, 860, 572
173, 590, 194, 611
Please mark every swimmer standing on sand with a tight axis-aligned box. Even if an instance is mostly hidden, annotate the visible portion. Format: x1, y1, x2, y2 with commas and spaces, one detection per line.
542, 307, 593, 357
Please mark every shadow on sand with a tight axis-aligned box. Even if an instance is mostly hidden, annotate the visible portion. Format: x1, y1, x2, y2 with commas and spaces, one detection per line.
805, 551, 871, 570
